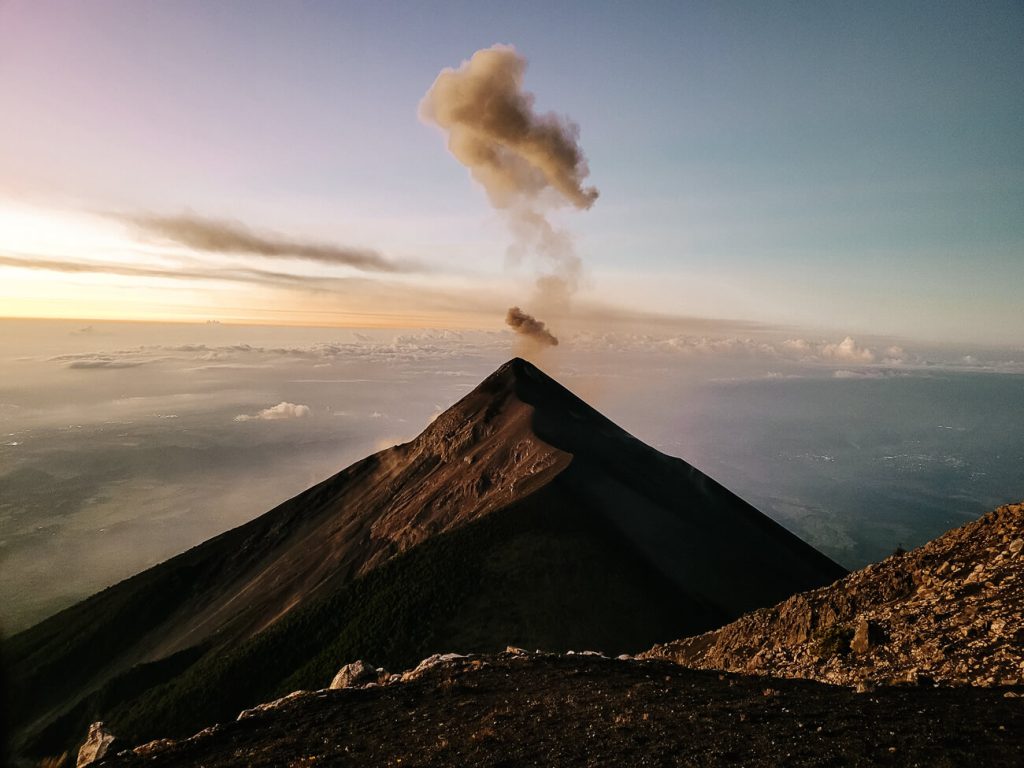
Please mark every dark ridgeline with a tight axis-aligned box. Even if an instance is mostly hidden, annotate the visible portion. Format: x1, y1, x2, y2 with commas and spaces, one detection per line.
7, 358, 843, 760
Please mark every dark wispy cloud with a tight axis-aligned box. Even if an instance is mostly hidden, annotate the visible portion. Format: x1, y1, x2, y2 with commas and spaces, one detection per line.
67, 359, 146, 369
116, 212, 415, 272
0, 252, 369, 292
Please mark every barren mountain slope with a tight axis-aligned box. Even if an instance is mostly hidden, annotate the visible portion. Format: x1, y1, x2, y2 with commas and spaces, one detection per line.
9, 358, 844, 760
646, 502, 1024, 688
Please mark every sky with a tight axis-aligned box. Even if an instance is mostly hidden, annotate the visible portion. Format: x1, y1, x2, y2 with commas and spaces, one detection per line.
1, 0, 1022, 343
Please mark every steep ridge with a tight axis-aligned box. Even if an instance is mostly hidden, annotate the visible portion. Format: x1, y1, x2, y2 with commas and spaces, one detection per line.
9, 359, 565, 744
646, 502, 1024, 688
7, 358, 844, 759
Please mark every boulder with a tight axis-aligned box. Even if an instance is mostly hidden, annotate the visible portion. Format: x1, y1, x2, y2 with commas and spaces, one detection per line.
77, 722, 117, 767
237, 690, 312, 721
850, 617, 874, 654
414, 652, 468, 672
132, 738, 176, 757
330, 659, 379, 689
401, 653, 470, 682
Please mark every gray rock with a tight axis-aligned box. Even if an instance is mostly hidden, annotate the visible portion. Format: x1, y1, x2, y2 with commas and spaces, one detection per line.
77, 722, 117, 767
330, 659, 379, 689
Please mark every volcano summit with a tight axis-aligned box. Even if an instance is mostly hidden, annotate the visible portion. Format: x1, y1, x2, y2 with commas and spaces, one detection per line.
8, 358, 843, 760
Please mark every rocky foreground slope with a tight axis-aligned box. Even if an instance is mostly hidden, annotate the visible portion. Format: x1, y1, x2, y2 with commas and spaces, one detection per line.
91, 651, 1023, 768
646, 502, 1024, 688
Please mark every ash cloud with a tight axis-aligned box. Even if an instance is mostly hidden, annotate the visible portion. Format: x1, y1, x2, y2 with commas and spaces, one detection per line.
419, 44, 597, 211
505, 306, 558, 347
421, 45, 598, 345
121, 213, 410, 272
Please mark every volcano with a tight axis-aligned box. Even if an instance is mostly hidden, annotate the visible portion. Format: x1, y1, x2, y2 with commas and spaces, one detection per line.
8, 358, 844, 759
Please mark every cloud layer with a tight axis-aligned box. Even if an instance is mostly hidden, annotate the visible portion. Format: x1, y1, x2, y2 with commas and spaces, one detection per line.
234, 402, 311, 422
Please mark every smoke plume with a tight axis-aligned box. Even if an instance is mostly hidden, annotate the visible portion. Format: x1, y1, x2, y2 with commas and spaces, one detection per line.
505, 306, 558, 347
419, 44, 597, 211
121, 213, 408, 272
421, 45, 598, 345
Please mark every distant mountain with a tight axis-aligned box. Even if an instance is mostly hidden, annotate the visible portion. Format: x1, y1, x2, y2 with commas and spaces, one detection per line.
645, 502, 1024, 688
7, 358, 843, 760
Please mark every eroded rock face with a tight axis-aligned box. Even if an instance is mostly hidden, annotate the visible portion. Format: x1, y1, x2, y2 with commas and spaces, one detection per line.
646, 502, 1024, 689
329, 660, 379, 689
77, 722, 117, 767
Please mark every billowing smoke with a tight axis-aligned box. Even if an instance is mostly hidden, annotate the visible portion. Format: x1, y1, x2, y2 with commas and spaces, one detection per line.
505, 306, 558, 347
421, 44, 598, 346
419, 44, 597, 211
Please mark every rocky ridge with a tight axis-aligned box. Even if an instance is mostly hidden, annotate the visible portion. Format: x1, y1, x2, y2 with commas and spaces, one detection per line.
88, 650, 1024, 767
645, 502, 1024, 688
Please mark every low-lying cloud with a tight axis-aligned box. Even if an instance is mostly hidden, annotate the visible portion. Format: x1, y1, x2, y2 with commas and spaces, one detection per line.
234, 402, 311, 422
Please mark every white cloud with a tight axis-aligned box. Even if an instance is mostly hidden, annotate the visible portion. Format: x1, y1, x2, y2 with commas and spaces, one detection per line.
818, 336, 876, 363
779, 336, 877, 364
234, 402, 311, 422
833, 369, 909, 380
570, 332, 883, 365
781, 338, 814, 354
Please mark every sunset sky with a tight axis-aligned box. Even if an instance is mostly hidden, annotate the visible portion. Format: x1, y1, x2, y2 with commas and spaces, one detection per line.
2, 1, 1022, 343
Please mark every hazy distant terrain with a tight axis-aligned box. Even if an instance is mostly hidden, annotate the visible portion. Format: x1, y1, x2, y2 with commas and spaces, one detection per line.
1, 318, 1022, 632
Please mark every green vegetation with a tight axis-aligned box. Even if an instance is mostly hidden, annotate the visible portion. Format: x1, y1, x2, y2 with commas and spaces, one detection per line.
814, 624, 855, 658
